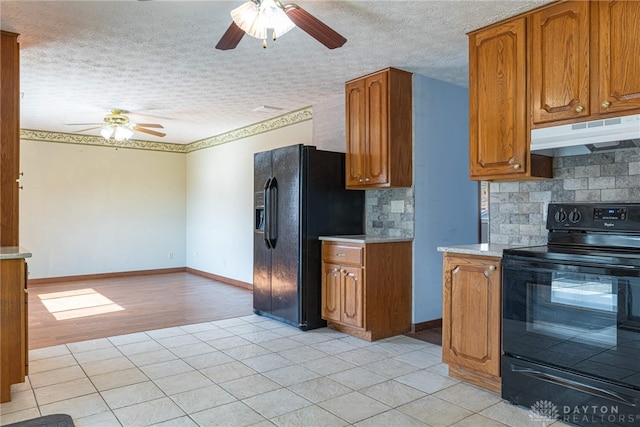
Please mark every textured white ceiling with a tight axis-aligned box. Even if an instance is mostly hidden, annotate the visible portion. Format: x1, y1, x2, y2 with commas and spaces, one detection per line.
1, 0, 551, 144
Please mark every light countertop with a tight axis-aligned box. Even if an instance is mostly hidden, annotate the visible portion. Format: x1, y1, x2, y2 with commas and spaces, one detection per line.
319, 235, 413, 244
0, 246, 32, 260
437, 243, 524, 257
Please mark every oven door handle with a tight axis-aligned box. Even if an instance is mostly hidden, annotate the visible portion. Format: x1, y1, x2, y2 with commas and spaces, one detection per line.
512, 365, 638, 407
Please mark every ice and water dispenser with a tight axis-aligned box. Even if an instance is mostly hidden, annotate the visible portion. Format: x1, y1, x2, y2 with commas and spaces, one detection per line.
255, 192, 265, 232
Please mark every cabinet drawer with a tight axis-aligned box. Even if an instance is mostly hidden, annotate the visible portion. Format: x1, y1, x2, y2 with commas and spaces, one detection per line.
322, 244, 363, 265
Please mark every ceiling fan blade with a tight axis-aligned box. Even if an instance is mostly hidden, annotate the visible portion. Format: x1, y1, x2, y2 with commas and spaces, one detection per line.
133, 126, 166, 138
133, 123, 164, 128
74, 126, 101, 133
216, 21, 245, 50
283, 4, 347, 49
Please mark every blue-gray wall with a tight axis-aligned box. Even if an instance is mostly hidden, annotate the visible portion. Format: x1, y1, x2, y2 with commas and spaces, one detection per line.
413, 74, 479, 322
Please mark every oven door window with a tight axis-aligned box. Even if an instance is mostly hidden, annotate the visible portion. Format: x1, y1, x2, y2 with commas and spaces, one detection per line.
503, 258, 640, 388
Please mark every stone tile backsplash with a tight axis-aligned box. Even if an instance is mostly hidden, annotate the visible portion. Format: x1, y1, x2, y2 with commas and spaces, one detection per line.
365, 187, 415, 238
489, 148, 640, 246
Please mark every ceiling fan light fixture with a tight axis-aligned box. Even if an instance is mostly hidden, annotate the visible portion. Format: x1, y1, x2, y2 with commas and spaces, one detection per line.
231, 0, 294, 42
114, 125, 134, 142
100, 124, 115, 140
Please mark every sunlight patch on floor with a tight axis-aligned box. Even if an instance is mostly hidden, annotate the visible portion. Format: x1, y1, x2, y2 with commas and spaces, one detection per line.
38, 288, 124, 320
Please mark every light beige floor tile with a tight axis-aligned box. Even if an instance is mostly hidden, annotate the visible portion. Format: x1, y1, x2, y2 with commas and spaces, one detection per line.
146, 326, 188, 340
190, 400, 265, 427
336, 336, 375, 349
72, 346, 123, 364
192, 328, 235, 342
288, 330, 337, 345
434, 382, 502, 412
301, 355, 356, 376
226, 323, 267, 335
210, 318, 249, 328
354, 409, 429, 427
480, 401, 542, 427
168, 342, 217, 359
385, 335, 435, 351
238, 330, 283, 344
270, 326, 306, 337
75, 408, 123, 427
139, 359, 194, 380
309, 337, 359, 355
271, 404, 348, 427
117, 339, 165, 356
287, 377, 352, 404
242, 388, 310, 419
0, 388, 37, 414
393, 349, 442, 369
182, 350, 234, 370
157, 334, 202, 349
278, 345, 328, 363
90, 367, 148, 391
0, 407, 41, 425
108, 331, 152, 346
200, 361, 257, 383
426, 362, 450, 377
80, 355, 135, 377
220, 374, 281, 400
28, 354, 78, 374
367, 341, 413, 357
333, 348, 388, 365
101, 380, 165, 409
29, 344, 70, 361
10, 377, 32, 393
319, 391, 391, 424
362, 358, 421, 378
33, 377, 97, 405
361, 380, 426, 407
29, 365, 87, 389
328, 366, 387, 390
395, 369, 459, 394
179, 322, 220, 334
126, 348, 179, 367
242, 353, 295, 373
399, 395, 473, 427
67, 337, 115, 354
170, 384, 236, 413
222, 343, 272, 360
39, 392, 110, 420
262, 364, 321, 387
450, 413, 509, 426
206, 336, 252, 351
113, 397, 185, 427
151, 415, 200, 426
258, 337, 304, 353
154, 370, 213, 395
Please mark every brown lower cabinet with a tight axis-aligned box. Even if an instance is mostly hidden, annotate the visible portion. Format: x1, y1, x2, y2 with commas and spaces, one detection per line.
1, 257, 28, 402
321, 239, 412, 341
442, 252, 501, 393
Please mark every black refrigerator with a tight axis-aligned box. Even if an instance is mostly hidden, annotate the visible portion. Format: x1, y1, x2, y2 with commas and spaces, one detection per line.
253, 144, 364, 330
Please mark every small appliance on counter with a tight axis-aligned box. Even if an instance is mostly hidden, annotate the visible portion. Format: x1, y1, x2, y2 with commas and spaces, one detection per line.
253, 144, 364, 330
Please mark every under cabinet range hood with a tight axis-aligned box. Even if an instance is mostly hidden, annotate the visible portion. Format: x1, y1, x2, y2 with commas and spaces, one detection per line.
531, 114, 640, 156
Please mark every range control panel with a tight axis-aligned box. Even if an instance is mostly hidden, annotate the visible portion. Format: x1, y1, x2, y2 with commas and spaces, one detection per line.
547, 203, 640, 232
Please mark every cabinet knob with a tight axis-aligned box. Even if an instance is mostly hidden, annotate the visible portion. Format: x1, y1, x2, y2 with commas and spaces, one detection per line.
513, 163, 521, 170
488, 265, 496, 271
358, 178, 364, 183
575, 105, 584, 113
341, 269, 347, 274
331, 268, 339, 275
602, 101, 611, 109
336, 253, 345, 257
364, 178, 370, 182
24, 289, 29, 294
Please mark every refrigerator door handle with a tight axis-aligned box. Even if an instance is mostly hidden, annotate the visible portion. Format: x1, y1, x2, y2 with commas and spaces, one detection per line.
268, 177, 278, 248
263, 178, 272, 249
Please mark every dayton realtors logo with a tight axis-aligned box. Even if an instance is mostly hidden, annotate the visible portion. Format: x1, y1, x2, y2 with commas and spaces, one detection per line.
530, 400, 640, 425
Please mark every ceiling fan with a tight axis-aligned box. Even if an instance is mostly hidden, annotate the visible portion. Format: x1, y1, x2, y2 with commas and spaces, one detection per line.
70, 110, 166, 141
216, 0, 347, 50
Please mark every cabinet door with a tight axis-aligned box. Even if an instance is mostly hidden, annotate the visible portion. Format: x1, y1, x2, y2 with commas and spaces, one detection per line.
531, 1, 590, 124
321, 262, 341, 322
442, 255, 501, 378
345, 78, 366, 187
469, 18, 528, 179
340, 266, 364, 328
596, 0, 640, 114
364, 72, 389, 186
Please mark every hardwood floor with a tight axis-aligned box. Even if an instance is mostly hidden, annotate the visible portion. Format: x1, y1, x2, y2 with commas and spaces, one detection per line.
27, 272, 253, 349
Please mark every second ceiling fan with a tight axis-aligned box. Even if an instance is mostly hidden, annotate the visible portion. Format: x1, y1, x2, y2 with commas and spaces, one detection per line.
216, 0, 346, 50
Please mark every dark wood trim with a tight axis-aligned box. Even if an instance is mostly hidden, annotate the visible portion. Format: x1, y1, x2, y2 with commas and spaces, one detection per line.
186, 267, 253, 290
411, 318, 442, 333
28, 267, 187, 285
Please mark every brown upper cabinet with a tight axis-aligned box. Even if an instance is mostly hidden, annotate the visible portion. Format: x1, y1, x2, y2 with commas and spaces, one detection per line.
469, 19, 552, 181
345, 68, 412, 189
531, 0, 640, 126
